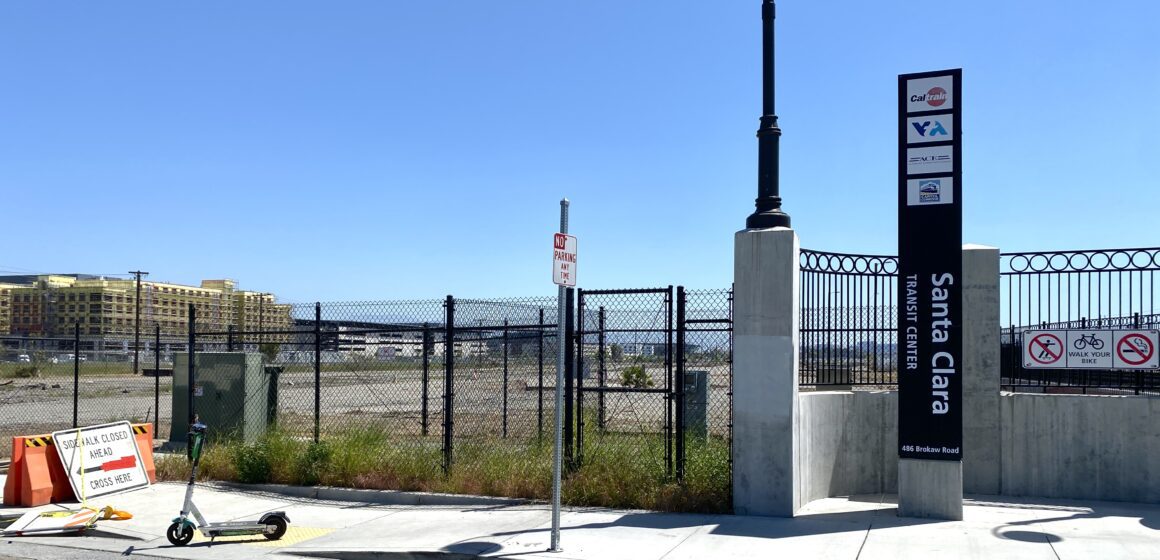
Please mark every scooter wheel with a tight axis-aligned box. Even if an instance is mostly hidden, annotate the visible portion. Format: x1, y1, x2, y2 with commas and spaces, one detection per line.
167, 522, 194, 546
263, 516, 288, 540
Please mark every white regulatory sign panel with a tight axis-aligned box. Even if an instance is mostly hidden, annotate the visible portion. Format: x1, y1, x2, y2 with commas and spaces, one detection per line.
1023, 330, 1066, 368
1024, 330, 1159, 370
552, 233, 577, 287
1114, 330, 1159, 369
1064, 330, 1114, 368
52, 421, 149, 500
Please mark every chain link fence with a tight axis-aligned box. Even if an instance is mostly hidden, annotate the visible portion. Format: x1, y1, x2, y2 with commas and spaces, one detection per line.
2, 289, 731, 490
0, 330, 187, 450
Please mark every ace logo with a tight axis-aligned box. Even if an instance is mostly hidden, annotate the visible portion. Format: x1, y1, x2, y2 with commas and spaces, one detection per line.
912, 120, 948, 138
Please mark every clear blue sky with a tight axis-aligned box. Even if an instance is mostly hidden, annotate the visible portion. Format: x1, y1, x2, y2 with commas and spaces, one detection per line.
2, 1, 1157, 303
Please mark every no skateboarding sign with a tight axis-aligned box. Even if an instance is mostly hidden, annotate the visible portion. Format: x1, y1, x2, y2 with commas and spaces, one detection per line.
52, 421, 150, 500
1026, 332, 1064, 366
1024, 329, 1159, 370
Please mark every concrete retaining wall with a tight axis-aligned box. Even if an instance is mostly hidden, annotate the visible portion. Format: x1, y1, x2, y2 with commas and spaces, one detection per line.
1000, 392, 1160, 504
797, 391, 897, 502
799, 388, 1160, 505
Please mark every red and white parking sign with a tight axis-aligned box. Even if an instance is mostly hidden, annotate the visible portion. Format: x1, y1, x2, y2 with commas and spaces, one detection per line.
552, 233, 577, 287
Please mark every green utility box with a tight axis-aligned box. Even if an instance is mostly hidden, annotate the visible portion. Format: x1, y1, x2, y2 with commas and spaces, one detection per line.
683, 370, 709, 438
169, 352, 272, 445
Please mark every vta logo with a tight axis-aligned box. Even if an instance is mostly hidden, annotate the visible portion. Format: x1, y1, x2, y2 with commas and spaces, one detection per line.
912, 120, 948, 138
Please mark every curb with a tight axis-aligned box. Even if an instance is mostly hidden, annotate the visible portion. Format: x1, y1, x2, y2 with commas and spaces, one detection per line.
215, 482, 530, 507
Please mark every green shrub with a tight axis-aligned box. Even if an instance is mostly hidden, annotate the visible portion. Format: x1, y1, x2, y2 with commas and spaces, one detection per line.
620, 365, 653, 388
295, 441, 332, 486
14, 366, 39, 378
232, 440, 272, 483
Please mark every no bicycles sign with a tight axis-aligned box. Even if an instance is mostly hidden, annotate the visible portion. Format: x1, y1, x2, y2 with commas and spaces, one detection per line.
1023, 329, 1159, 370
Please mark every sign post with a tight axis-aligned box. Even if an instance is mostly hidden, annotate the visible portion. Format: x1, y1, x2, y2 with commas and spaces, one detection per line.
550, 198, 573, 552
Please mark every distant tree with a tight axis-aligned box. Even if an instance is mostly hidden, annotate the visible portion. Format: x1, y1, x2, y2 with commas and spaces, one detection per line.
610, 343, 623, 361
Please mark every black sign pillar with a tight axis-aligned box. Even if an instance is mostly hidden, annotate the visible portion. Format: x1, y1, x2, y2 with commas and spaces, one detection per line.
897, 69, 963, 462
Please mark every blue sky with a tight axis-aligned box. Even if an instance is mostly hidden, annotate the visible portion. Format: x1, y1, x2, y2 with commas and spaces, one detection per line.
2, 1, 1157, 303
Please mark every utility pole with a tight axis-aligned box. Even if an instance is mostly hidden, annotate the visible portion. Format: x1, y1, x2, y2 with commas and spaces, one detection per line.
129, 270, 149, 375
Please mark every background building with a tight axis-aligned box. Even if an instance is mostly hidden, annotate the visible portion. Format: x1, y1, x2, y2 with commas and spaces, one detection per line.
0, 274, 291, 339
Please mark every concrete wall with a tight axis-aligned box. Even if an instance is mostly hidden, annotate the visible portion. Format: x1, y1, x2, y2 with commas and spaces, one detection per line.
797, 391, 897, 503
1001, 392, 1160, 504
797, 388, 1160, 505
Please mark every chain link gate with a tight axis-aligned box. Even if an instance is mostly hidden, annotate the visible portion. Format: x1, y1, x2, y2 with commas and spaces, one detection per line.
575, 287, 675, 477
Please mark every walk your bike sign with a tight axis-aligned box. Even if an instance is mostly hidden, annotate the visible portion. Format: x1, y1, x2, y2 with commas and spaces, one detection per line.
1023, 329, 1159, 369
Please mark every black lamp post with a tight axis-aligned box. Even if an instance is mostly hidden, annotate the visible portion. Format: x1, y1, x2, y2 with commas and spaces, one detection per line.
746, 0, 791, 229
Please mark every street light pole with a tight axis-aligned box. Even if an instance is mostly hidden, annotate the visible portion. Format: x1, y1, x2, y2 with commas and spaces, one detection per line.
129, 270, 149, 375
745, 0, 791, 229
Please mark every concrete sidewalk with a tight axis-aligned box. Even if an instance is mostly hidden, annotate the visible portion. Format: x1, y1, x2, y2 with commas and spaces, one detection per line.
2, 479, 1159, 559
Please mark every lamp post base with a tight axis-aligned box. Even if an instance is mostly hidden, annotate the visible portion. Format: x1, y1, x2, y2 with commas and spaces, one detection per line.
746, 208, 792, 229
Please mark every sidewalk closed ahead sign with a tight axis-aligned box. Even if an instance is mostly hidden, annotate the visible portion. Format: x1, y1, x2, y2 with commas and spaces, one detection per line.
52, 421, 149, 500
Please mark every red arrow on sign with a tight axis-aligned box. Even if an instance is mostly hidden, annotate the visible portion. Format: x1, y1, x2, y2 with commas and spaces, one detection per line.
77, 455, 137, 476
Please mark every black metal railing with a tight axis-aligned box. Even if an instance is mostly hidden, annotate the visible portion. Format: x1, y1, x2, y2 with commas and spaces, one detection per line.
799, 249, 898, 386
1001, 247, 1160, 394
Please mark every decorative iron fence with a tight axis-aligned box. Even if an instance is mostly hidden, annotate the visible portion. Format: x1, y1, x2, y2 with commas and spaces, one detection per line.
1000, 247, 1160, 394
799, 249, 898, 386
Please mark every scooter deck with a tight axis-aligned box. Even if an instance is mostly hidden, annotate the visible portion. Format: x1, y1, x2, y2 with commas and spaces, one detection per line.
201, 521, 272, 537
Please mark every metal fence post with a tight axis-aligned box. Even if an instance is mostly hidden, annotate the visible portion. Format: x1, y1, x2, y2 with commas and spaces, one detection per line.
598, 306, 606, 432
444, 295, 455, 474
538, 308, 545, 442
154, 324, 161, 430
675, 286, 687, 483
227, 324, 235, 352
73, 322, 80, 428
503, 319, 509, 439
422, 323, 430, 437
576, 290, 585, 467
665, 285, 674, 479
188, 304, 197, 426
314, 302, 322, 443
564, 288, 575, 469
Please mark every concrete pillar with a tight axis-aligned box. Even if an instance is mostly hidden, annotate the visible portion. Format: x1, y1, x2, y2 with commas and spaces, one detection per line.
732, 227, 800, 516
899, 245, 999, 520
962, 244, 1001, 495
898, 459, 962, 519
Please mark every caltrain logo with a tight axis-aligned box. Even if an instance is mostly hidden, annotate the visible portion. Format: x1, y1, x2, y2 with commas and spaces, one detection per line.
911, 86, 948, 107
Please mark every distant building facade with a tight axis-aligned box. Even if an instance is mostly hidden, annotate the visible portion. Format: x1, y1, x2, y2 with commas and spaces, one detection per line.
0, 274, 291, 338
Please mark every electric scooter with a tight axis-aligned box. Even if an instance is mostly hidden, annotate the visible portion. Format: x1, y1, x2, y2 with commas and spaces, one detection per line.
166, 420, 290, 546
